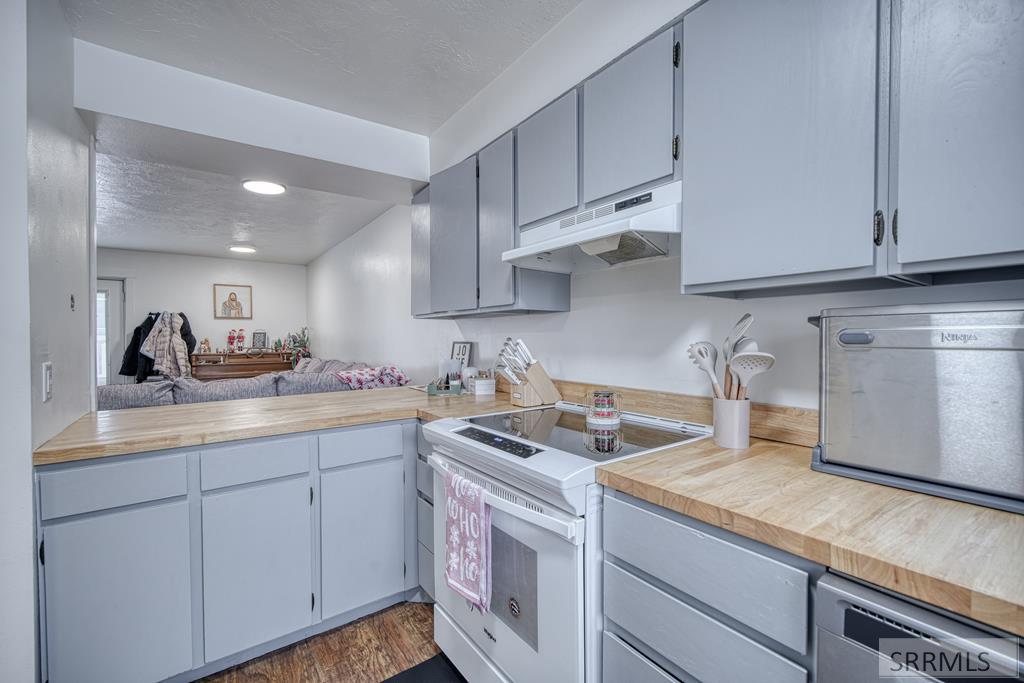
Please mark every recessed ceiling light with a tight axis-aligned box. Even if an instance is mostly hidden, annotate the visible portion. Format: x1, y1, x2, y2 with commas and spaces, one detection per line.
229, 245, 257, 254
242, 180, 286, 195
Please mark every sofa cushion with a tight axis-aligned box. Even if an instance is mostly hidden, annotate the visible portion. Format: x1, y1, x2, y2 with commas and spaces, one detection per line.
276, 371, 352, 396
172, 374, 279, 405
97, 381, 175, 411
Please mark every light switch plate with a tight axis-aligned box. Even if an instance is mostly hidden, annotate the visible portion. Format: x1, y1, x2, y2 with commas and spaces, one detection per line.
41, 361, 52, 402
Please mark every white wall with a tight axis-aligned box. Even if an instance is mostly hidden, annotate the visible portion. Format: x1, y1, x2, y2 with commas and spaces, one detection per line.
307, 206, 460, 382
0, 2, 36, 680
98, 248, 309, 354
28, 0, 93, 447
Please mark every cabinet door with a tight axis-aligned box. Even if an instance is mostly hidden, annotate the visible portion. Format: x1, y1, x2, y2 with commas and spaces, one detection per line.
43, 501, 192, 683
202, 478, 312, 662
516, 90, 579, 227
478, 132, 516, 308
583, 27, 676, 204
410, 186, 433, 315
429, 156, 479, 312
681, 0, 878, 288
321, 458, 405, 618
894, 0, 1024, 269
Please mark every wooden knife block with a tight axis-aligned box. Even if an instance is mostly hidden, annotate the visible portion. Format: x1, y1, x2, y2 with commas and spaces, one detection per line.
510, 362, 562, 407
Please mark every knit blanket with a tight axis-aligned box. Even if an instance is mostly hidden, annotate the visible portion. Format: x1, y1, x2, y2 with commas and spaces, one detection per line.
335, 365, 409, 390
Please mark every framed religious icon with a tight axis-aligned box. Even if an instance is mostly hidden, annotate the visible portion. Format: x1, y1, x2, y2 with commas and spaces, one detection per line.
214, 284, 253, 320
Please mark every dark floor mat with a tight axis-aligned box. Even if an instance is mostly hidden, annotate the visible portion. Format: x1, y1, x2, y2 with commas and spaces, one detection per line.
383, 654, 466, 683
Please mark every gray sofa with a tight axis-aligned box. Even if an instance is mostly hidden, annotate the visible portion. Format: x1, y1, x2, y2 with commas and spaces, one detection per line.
97, 361, 370, 410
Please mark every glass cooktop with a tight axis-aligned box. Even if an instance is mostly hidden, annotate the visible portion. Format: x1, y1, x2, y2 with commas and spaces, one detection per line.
462, 407, 703, 463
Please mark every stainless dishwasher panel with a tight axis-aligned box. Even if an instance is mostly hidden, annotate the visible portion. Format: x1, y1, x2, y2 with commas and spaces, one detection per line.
815, 574, 1022, 682
813, 301, 1024, 513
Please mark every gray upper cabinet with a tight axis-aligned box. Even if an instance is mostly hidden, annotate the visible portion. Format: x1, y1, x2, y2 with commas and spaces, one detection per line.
429, 156, 479, 313
202, 477, 313, 662
891, 0, 1024, 272
516, 90, 579, 227
42, 501, 193, 683
478, 132, 517, 308
410, 186, 432, 316
583, 27, 677, 205
681, 0, 879, 291
321, 458, 405, 618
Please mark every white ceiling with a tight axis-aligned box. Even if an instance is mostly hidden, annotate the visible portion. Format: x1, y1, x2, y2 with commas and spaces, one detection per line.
61, 0, 582, 134
95, 153, 391, 265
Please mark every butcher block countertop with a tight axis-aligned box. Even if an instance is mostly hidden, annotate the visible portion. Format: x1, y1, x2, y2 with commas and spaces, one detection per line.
598, 438, 1024, 636
33, 387, 516, 466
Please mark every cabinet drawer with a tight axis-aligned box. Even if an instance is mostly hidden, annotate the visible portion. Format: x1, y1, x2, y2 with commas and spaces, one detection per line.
604, 562, 807, 683
319, 424, 403, 469
417, 425, 430, 457
39, 453, 187, 520
416, 457, 433, 500
417, 497, 434, 553
603, 631, 679, 683
603, 494, 809, 653
418, 542, 435, 599
201, 436, 311, 490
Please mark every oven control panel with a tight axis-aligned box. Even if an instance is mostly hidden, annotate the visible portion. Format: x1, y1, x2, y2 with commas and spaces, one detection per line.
456, 427, 542, 459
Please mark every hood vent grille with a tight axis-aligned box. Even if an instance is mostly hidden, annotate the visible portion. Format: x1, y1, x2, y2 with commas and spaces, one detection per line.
558, 199, 618, 231
581, 231, 668, 265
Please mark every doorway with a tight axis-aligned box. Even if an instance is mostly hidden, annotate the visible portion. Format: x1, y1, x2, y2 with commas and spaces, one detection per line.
96, 278, 126, 385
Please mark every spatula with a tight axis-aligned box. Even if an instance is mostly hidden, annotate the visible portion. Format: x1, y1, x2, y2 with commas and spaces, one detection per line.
730, 351, 775, 401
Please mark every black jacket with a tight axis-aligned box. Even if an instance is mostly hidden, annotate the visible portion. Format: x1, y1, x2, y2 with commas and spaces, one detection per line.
119, 312, 197, 383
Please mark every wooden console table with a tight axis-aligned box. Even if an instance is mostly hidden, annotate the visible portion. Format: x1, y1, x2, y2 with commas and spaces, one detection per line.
190, 351, 294, 381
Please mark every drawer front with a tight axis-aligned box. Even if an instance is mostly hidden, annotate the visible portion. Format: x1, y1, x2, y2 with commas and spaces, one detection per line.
604, 562, 807, 683
201, 436, 311, 490
604, 494, 809, 653
319, 424, 403, 470
39, 453, 187, 520
416, 457, 433, 500
417, 497, 434, 553
418, 542, 435, 599
603, 631, 679, 683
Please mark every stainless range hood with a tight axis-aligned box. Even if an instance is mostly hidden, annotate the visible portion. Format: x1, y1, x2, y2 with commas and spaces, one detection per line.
502, 181, 681, 273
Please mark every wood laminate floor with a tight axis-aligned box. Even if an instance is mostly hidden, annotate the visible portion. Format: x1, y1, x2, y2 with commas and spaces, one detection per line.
202, 602, 439, 683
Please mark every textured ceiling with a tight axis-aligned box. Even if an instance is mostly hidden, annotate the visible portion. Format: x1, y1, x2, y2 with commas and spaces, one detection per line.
61, 0, 582, 134
95, 153, 391, 264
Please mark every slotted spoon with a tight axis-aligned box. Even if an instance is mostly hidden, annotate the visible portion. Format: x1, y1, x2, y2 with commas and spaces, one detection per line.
687, 341, 724, 399
730, 351, 775, 401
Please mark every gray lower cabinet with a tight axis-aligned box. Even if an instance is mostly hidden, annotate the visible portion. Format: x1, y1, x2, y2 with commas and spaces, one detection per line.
582, 26, 677, 205
201, 476, 314, 662
680, 0, 880, 293
602, 490, 822, 683
320, 457, 405, 618
42, 500, 193, 683
428, 155, 479, 313
890, 0, 1024, 274
516, 90, 579, 227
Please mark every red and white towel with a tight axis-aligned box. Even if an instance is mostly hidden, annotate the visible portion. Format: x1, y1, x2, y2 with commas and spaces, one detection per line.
444, 470, 491, 611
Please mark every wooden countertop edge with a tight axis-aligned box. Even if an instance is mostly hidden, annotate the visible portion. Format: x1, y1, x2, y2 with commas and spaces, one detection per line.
596, 466, 1024, 636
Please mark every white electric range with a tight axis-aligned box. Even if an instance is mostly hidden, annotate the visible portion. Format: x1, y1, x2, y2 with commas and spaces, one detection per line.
423, 401, 710, 683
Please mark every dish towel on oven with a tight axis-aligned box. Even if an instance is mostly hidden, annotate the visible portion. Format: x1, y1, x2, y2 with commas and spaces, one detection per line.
444, 469, 492, 611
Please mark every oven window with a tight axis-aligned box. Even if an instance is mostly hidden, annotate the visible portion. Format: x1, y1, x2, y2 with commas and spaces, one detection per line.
491, 526, 538, 651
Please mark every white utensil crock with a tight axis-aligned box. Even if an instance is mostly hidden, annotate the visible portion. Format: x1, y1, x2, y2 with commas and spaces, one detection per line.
713, 398, 750, 449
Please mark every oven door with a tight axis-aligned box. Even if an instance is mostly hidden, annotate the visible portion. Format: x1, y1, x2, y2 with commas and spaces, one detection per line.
430, 452, 585, 683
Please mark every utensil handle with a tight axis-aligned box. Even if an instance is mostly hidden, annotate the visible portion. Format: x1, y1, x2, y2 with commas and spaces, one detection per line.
724, 363, 733, 399
738, 385, 748, 401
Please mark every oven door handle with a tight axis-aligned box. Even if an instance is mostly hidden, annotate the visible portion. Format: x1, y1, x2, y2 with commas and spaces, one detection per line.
429, 453, 585, 545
